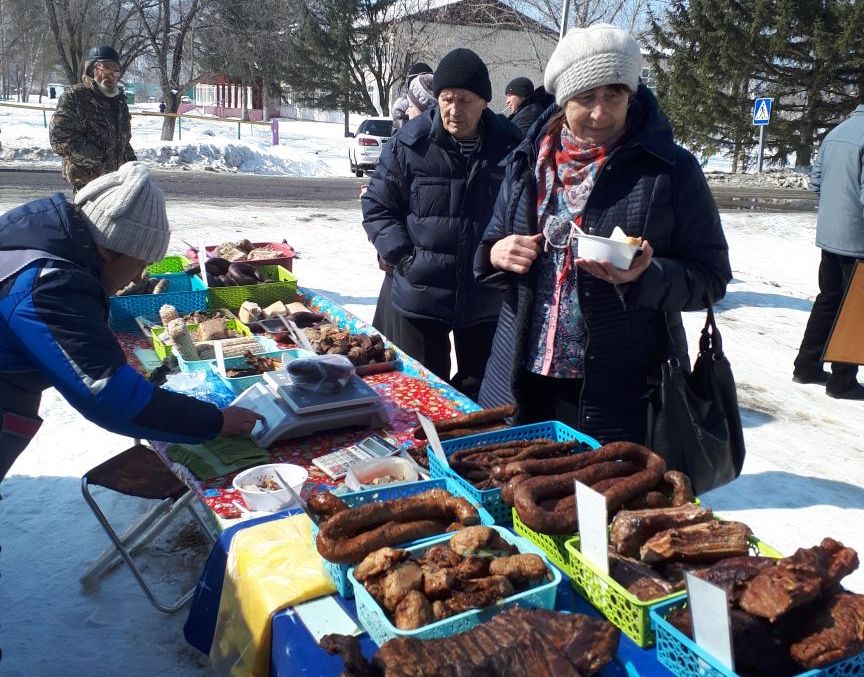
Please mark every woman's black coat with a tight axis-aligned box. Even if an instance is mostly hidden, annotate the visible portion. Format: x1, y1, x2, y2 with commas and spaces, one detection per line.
475, 85, 732, 444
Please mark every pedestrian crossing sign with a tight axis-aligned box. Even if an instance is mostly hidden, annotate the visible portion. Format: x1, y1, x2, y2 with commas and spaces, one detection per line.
753, 98, 772, 126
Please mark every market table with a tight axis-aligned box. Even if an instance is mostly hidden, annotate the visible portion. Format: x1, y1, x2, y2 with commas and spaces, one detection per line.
117, 287, 478, 522
119, 288, 671, 676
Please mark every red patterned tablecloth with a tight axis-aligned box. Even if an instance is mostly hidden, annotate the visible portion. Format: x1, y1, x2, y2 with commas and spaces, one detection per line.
116, 331, 469, 519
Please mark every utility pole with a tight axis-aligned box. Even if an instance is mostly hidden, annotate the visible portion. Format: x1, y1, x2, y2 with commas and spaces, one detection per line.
559, 0, 570, 40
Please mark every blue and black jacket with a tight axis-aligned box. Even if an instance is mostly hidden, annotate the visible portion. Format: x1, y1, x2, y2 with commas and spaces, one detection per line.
0, 194, 223, 480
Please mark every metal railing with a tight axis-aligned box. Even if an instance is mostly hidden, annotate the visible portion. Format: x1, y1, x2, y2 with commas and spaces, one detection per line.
0, 101, 281, 145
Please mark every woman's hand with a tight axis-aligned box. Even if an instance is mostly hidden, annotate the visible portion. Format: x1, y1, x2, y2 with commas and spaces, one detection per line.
219, 406, 265, 436
490, 233, 544, 274
576, 240, 654, 284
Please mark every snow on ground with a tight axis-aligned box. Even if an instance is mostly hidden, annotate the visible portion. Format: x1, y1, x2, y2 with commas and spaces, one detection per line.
1, 190, 863, 675
0, 102, 359, 177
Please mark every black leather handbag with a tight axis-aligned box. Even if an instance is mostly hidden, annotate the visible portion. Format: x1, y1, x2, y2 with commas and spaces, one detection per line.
645, 304, 746, 495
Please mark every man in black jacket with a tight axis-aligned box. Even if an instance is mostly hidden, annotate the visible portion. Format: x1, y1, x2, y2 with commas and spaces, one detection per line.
505, 77, 555, 137
362, 49, 521, 398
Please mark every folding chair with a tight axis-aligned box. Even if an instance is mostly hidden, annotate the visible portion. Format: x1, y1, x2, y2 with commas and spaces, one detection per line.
80, 443, 216, 613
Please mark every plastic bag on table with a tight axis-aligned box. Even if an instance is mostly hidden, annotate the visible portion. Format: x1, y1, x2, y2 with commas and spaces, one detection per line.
161, 369, 236, 408
284, 354, 355, 393
209, 514, 336, 676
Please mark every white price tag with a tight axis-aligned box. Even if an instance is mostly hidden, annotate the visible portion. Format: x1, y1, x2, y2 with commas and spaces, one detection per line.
685, 572, 734, 671
198, 238, 209, 287
416, 411, 449, 467
214, 338, 227, 377
575, 480, 608, 575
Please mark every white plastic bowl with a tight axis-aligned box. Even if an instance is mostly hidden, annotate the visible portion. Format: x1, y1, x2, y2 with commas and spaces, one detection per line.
344, 457, 418, 491
574, 233, 640, 270
233, 463, 308, 512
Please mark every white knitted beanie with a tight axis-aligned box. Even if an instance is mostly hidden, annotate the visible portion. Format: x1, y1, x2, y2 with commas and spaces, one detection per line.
544, 23, 643, 106
74, 161, 170, 263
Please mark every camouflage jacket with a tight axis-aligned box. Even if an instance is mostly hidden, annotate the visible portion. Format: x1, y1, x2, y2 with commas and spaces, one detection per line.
49, 75, 136, 191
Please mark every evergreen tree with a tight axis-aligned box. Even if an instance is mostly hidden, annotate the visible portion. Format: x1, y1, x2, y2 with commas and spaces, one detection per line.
649, 0, 765, 172
649, 0, 864, 170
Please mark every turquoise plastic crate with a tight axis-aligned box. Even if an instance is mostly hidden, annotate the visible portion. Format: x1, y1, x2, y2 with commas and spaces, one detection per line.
349, 525, 561, 645
176, 337, 278, 373
311, 478, 494, 598
208, 349, 287, 394
650, 597, 864, 677
109, 273, 209, 331
426, 421, 601, 524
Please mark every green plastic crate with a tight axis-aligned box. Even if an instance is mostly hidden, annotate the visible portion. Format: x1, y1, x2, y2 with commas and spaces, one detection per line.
512, 507, 575, 576
150, 318, 253, 361
146, 255, 190, 274
205, 265, 297, 311
564, 534, 783, 648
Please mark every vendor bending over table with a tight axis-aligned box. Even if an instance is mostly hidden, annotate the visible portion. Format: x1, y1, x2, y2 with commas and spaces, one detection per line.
0, 161, 262, 483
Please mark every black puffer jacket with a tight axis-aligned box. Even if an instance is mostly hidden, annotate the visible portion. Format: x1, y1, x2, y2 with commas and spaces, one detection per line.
508, 86, 555, 137
362, 107, 521, 327
475, 85, 732, 444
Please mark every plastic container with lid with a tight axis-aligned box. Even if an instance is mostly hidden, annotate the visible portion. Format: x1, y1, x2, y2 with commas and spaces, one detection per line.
343, 457, 418, 491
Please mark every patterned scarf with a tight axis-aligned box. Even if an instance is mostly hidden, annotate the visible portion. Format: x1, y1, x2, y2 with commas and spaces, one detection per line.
536, 123, 610, 231
530, 123, 611, 376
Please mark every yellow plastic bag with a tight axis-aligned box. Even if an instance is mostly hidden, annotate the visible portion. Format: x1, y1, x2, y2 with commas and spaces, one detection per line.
210, 514, 336, 677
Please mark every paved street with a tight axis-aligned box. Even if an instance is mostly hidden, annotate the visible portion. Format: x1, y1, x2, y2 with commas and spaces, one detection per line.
0, 167, 816, 211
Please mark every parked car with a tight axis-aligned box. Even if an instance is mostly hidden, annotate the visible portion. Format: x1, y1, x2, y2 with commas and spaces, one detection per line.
348, 117, 394, 177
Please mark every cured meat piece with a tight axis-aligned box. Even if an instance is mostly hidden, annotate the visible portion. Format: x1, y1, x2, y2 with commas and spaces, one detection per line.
790, 592, 864, 668
488, 554, 549, 583
394, 590, 434, 630
640, 521, 752, 563
739, 538, 859, 621
447, 526, 516, 558
412, 404, 516, 439
692, 556, 777, 601
667, 606, 800, 677
321, 607, 620, 676
354, 547, 408, 582
306, 490, 348, 519
608, 551, 682, 601
381, 561, 424, 612
610, 504, 714, 557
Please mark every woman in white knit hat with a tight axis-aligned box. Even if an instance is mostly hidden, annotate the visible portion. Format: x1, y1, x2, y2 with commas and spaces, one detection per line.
475, 24, 732, 448
0, 162, 261, 484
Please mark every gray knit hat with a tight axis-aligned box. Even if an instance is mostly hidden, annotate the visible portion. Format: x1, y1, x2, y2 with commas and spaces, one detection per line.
407, 73, 436, 112
544, 23, 643, 106
74, 161, 170, 263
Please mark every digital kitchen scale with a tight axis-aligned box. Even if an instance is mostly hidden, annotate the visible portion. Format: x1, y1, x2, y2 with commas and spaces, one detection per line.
230, 377, 387, 448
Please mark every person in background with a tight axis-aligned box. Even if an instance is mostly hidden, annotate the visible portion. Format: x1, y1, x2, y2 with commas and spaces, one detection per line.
793, 103, 864, 399
363, 49, 521, 399
50, 46, 136, 192
475, 24, 731, 443
391, 62, 433, 132
505, 76, 556, 137
159, 100, 167, 114
372, 72, 438, 339
0, 162, 262, 484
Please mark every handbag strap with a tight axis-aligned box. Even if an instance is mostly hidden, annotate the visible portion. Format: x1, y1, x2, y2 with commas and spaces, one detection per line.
663, 301, 724, 362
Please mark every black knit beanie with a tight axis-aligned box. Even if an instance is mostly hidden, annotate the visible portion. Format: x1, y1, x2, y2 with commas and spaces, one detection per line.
432, 48, 492, 102
407, 62, 433, 79
505, 77, 534, 98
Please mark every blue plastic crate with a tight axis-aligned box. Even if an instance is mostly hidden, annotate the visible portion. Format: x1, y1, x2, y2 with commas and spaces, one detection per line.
175, 337, 278, 373
650, 598, 864, 677
208, 349, 289, 394
349, 525, 561, 645
311, 478, 494, 598
426, 421, 601, 524
109, 273, 209, 331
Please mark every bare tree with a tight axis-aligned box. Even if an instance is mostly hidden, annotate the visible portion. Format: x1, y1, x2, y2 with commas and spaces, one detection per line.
43, 0, 149, 85
0, 0, 50, 101
132, 0, 207, 140
510, 0, 648, 36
